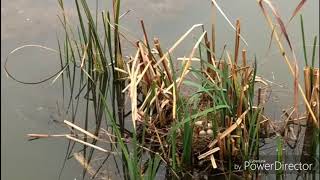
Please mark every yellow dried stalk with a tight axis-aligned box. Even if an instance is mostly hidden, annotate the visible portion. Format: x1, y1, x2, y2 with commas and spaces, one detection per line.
210, 154, 218, 169
66, 135, 112, 153
64, 120, 99, 140
154, 24, 203, 67
303, 67, 312, 100
178, 31, 207, 89
27, 134, 67, 138
198, 147, 221, 160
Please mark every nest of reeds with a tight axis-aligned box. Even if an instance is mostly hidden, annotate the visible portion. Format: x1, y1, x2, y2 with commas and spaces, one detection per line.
123, 20, 271, 174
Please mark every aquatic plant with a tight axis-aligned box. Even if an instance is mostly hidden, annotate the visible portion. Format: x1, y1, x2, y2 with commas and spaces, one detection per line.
4, 0, 319, 179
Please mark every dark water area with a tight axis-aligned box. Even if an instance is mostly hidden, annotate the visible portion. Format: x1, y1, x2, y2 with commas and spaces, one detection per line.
1, 0, 319, 179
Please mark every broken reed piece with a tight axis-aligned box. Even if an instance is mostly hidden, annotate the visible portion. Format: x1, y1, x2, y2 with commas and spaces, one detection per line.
64, 120, 99, 140
154, 38, 173, 83
210, 154, 218, 169
66, 135, 111, 153
198, 147, 220, 160
234, 19, 241, 65
27, 133, 67, 140
140, 20, 153, 62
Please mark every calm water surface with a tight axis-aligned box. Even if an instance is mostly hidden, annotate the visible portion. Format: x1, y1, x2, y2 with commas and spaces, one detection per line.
1, 0, 318, 179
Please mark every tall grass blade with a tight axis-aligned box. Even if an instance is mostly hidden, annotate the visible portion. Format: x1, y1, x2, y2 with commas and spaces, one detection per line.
300, 14, 308, 66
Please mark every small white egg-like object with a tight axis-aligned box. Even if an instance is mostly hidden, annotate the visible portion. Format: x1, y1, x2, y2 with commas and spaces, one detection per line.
207, 123, 212, 128
207, 129, 213, 135
199, 130, 206, 136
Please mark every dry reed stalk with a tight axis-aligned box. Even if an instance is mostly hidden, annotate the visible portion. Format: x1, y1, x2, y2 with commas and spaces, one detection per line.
154, 38, 173, 83
80, 43, 89, 68
140, 20, 153, 61
177, 57, 201, 61
129, 64, 139, 130
203, 26, 212, 64
242, 50, 247, 68
122, 50, 140, 93
154, 24, 203, 67
198, 147, 220, 160
203, 25, 216, 78
64, 120, 99, 140
211, 0, 248, 46
136, 42, 151, 88
258, 0, 318, 127
172, 81, 177, 120
127, 53, 153, 129
234, 20, 240, 65
178, 31, 207, 89
241, 50, 248, 85
311, 69, 319, 120
27, 133, 67, 139
138, 42, 156, 79
304, 67, 312, 117
226, 51, 233, 67
66, 135, 111, 153
313, 69, 319, 89
210, 154, 218, 169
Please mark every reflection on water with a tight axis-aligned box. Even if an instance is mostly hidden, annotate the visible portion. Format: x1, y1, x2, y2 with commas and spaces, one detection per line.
1, 0, 318, 179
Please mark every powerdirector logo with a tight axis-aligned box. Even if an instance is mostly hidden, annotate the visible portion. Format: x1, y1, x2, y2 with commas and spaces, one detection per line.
234, 160, 313, 171
233, 156, 319, 174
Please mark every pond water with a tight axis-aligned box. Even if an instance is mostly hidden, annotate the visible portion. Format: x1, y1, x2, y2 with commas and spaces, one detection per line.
1, 0, 318, 179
